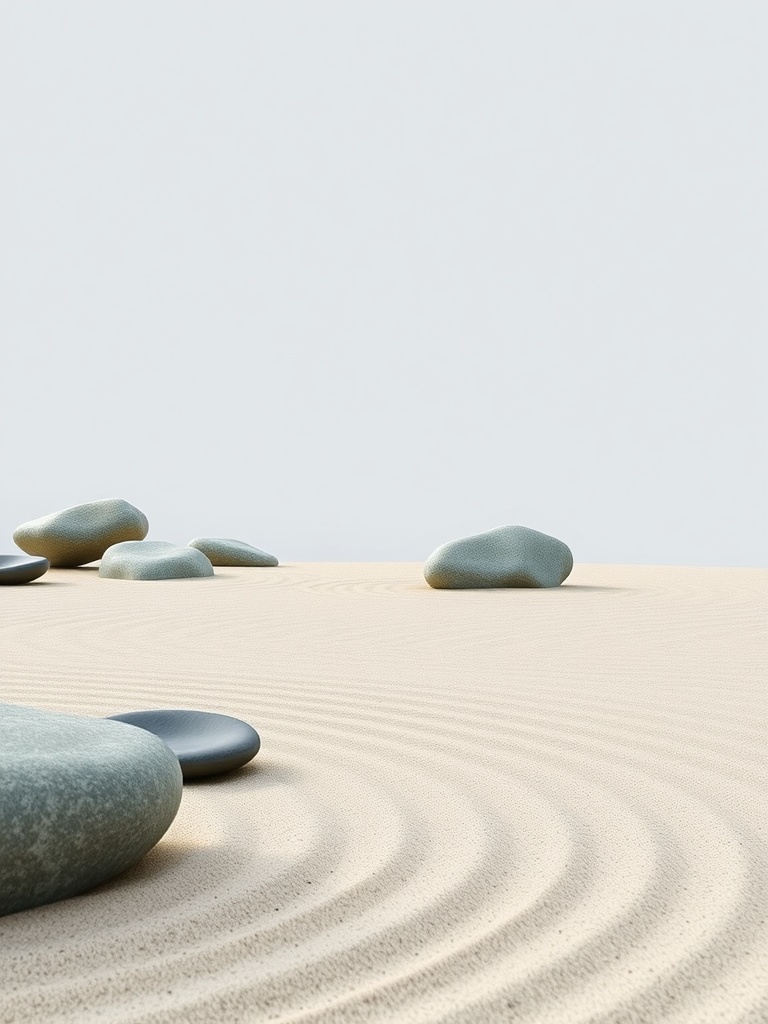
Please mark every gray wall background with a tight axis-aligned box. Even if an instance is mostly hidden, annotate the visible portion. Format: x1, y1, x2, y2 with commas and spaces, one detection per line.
1, 2, 765, 566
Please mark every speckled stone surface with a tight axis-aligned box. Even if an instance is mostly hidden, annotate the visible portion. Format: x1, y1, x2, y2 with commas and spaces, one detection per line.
0, 555, 49, 585
99, 541, 214, 580
424, 525, 573, 589
13, 499, 149, 567
108, 710, 261, 779
0, 703, 182, 917
187, 538, 278, 567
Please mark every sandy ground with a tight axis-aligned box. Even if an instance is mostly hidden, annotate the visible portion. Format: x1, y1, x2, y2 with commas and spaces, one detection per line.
0, 562, 765, 1023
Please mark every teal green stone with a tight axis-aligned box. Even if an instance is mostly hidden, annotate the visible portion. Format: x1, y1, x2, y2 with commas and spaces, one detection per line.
187, 537, 278, 567
424, 525, 573, 589
0, 704, 183, 916
99, 541, 214, 580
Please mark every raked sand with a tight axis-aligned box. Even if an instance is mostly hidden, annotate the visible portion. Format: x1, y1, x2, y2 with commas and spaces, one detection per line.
0, 563, 765, 1023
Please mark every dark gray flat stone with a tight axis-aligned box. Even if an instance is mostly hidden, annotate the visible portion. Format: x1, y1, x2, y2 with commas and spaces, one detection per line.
0, 555, 49, 585
107, 710, 260, 779
0, 703, 182, 917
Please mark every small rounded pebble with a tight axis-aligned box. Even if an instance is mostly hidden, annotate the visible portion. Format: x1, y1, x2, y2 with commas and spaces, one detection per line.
99, 542, 214, 581
188, 537, 278, 567
107, 710, 260, 779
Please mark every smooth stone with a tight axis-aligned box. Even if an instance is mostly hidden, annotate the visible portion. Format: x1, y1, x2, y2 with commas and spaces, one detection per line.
0, 703, 182, 917
187, 537, 278, 567
99, 541, 214, 581
424, 525, 573, 589
0, 555, 49, 585
13, 499, 149, 568
107, 710, 260, 779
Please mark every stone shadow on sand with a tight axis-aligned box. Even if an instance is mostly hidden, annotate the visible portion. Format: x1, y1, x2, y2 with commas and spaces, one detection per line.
558, 584, 636, 592
29, 566, 101, 584
413, 583, 637, 594
93, 837, 193, 896
183, 757, 296, 791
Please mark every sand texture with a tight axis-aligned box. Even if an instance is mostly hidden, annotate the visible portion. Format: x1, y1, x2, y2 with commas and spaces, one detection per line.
0, 563, 765, 1023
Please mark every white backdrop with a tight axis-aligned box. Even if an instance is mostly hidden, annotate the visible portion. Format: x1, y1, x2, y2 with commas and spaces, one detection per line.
1, 2, 765, 565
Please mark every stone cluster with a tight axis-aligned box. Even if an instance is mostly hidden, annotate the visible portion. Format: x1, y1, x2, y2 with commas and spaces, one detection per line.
8, 498, 279, 583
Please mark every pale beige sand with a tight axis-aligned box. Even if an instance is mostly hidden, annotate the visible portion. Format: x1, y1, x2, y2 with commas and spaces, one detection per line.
0, 563, 766, 1023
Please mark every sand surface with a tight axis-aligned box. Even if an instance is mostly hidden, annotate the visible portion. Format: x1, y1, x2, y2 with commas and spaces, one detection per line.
0, 563, 765, 1023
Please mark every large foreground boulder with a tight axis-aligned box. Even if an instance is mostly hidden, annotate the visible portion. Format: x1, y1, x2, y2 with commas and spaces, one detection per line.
0, 703, 182, 917
424, 525, 573, 589
187, 537, 278, 567
99, 541, 214, 580
13, 499, 148, 567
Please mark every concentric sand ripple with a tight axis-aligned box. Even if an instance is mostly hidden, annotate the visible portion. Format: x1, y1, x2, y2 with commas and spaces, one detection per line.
0, 563, 765, 1022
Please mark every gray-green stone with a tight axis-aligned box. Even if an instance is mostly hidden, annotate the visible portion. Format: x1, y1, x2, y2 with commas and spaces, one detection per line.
13, 499, 149, 567
424, 525, 573, 589
0, 703, 182, 917
187, 537, 278, 567
99, 541, 214, 580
